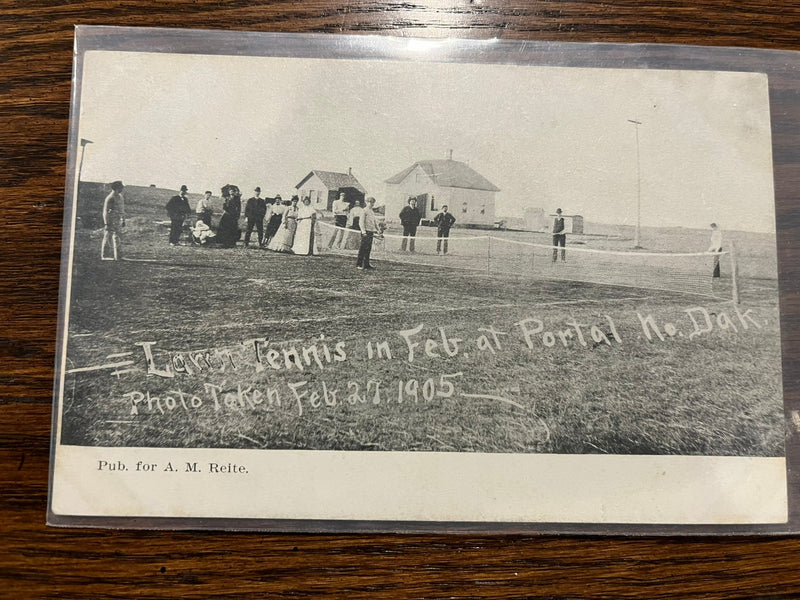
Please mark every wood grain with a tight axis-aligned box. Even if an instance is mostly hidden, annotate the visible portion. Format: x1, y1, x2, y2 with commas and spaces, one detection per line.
3, 1, 800, 597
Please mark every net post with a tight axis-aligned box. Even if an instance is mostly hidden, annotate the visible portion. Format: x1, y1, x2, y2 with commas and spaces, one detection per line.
487, 235, 492, 274
730, 241, 740, 304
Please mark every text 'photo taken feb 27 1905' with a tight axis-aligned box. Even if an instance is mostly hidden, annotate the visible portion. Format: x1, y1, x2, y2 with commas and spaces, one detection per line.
48, 27, 796, 533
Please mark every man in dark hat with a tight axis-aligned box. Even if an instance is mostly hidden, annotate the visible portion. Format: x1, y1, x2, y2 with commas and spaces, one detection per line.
244, 186, 268, 248
552, 208, 566, 262
433, 205, 456, 255
165, 184, 191, 246
399, 196, 421, 252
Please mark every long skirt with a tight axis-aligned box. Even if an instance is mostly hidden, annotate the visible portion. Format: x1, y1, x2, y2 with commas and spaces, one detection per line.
264, 213, 283, 243
216, 213, 241, 248
276, 218, 298, 253
291, 217, 317, 255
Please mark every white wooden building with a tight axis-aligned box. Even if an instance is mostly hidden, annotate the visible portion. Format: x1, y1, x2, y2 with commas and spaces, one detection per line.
295, 169, 366, 211
384, 153, 500, 226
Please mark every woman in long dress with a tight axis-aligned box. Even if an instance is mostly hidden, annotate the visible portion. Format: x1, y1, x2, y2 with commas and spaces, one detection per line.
263, 194, 284, 247
216, 184, 242, 248
275, 196, 299, 253
264, 198, 286, 250
343, 198, 365, 250
291, 196, 319, 255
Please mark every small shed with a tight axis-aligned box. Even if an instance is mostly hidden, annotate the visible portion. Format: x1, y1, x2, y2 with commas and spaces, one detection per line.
295, 169, 366, 211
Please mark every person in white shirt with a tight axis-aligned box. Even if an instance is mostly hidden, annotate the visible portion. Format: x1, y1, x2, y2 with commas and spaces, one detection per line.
708, 222, 723, 278
195, 190, 213, 227
291, 196, 319, 255
343, 198, 365, 250
101, 180, 125, 261
357, 197, 379, 270
263, 194, 284, 246
328, 192, 350, 249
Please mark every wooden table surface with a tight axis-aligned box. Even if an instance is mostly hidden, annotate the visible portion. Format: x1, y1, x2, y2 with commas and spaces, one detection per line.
4, 2, 800, 598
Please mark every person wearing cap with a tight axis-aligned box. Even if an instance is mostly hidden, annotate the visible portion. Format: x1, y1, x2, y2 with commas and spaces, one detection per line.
165, 184, 192, 246
552, 208, 566, 262
399, 196, 421, 252
195, 190, 214, 227
433, 205, 456, 255
708, 222, 723, 278
328, 192, 350, 249
101, 180, 125, 260
357, 197, 379, 270
244, 186, 268, 248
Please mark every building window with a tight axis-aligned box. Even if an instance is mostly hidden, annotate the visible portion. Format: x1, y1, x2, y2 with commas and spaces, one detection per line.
462, 202, 468, 214
317, 190, 322, 203
480, 204, 486, 215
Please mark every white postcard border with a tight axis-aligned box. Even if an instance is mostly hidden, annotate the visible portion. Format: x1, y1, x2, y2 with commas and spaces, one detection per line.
51, 446, 787, 524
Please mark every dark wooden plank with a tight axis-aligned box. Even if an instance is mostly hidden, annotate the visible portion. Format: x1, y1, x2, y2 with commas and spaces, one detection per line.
3, 1, 800, 598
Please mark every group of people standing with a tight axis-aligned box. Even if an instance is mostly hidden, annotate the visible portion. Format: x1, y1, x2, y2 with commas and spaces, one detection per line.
164, 187, 457, 268
189, 185, 321, 255
161, 184, 381, 266
397, 196, 456, 254
324, 192, 381, 268
101, 182, 727, 280
102, 182, 448, 270
326, 194, 376, 250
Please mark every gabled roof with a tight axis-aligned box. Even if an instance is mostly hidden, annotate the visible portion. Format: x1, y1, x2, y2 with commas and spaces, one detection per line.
385, 159, 500, 192
295, 170, 366, 193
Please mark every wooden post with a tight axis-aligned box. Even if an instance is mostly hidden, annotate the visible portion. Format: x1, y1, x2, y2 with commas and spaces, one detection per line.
487, 235, 492, 274
730, 241, 740, 304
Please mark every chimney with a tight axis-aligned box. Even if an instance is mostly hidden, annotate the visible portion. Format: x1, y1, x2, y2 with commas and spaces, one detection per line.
348, 167, 352, 176
447, 149, 453, 161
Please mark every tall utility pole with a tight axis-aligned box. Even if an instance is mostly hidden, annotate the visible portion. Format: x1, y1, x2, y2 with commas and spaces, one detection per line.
627, 119, 642, 248
78, 138, 93, 183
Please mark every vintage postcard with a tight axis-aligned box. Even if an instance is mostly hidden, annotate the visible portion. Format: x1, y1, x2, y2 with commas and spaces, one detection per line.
49, 28, 790, 531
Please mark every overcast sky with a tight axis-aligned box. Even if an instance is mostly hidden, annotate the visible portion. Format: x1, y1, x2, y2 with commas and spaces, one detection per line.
78, 50, 776, 233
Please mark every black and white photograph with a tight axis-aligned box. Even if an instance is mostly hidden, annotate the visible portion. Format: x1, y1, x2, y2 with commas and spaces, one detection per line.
50, 29, 786, 527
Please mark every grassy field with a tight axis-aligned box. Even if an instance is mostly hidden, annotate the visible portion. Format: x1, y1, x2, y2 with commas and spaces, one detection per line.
58, 184, 785, 456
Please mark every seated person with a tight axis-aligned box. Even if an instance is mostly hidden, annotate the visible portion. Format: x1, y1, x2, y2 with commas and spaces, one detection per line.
191, 219, 216, 245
